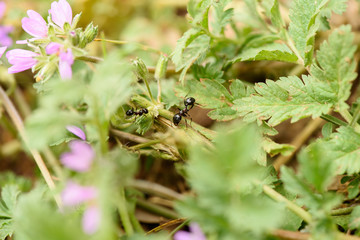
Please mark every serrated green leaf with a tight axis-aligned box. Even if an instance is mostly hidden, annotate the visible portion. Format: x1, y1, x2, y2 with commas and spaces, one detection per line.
231, 43, 298, 63
326, 126, 360, 175
175, 79, 252, 121
298, 143, 337, 193
233, 75, 335, 126
176, 123, 284, 238
211, 0, 233, 35
311, 25, 357, 111
288, 0, 328, 65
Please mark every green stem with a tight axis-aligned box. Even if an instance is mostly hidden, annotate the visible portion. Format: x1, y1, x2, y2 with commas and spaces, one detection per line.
94, 38, 163, 55
331, 206, 354, 216
118, 188, 134, 236
100, 32, 107, 57
339, 109, 360, 132
320, 114, 347, 126
351, 104, 360, 127
142, 77, 155, 103
168, 219, 191, 238
130, 139, 164, 150
136, 198, 179, 219
263, 185, 312, 223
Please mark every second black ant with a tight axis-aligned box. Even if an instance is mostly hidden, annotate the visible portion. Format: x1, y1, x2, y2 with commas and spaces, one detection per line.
173, 97, 195, 126
126, 108, 149, 118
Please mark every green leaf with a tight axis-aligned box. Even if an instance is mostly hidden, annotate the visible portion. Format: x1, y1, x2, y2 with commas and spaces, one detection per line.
0, 185, 21, 240
288, 0, 328, 65
310, 25, 357, 111
176, 123, 284, 238
326, 126, 360, 175
231, 43, 298, 63
211, 0, 233, 35
187, 0, 212, 28
262, 137, 294, 157
89, 52, 133, 119
233, 75, 335, 126
175, 79, 252, 121
298, 143, 337, 193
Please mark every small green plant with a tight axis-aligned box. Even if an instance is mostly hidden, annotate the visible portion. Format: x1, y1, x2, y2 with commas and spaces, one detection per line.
1, 0, 360, 239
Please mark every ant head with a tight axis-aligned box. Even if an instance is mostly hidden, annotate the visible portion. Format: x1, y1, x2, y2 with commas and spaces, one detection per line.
173, 113, 182, 126
126, 109, 134, 116
142, 108, 148, 114
184, 97, 195, 108
138, 109, 144, 115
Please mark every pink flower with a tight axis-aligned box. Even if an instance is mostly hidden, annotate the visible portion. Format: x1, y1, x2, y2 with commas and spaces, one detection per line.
21, 10, 48, 38
61, 181, 97, 206
46, 42, 62, 55
0, 46, 6, 57
6, 49, 38, 73
66, 125, 86, 141
174, 223, 207, 240
49, 0, 72, 29
82, 206, 101, 235
60, 140, 94, 172
0, 2, 6, 20
59, 48, 74, 80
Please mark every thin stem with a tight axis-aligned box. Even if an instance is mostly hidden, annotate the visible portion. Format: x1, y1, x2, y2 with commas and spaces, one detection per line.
136, 198, 179, 219
339, 109, 360, 132
321, 114, 347, 126
273, 118, 324, 171
168, 219, 190, 238
129, 139, 164, 150
94, 38, 163, 55
100, 31, 107, 57
117, 188, 134, 236
263, 185, 312, 223
350, 104, 360, 127
0, 86, 62, 209
142, 76, 155, 103
129, 180, 183, 200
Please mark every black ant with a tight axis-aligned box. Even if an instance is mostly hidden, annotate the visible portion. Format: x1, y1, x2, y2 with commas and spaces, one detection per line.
173, 97, 196, 126
126, 108, 148, 117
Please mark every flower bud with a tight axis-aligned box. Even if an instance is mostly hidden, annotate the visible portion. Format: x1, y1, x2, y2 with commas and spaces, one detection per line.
155, 54, 168, 80
132, 58, 149, 81
63, 22, 71, 32
71, 13, 82, 29
84, 23, 98, 44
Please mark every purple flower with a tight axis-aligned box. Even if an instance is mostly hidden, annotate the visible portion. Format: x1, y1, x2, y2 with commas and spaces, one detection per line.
174, 223, 206, 240
59, 48, 74, 80
21, 10, 48, 38
60, 140, 94, 172
82, 206, 101, 235
6, 49, 38, 73
49, 0, 73, 29
66, 125, 86, 140
61, 181, 97, 206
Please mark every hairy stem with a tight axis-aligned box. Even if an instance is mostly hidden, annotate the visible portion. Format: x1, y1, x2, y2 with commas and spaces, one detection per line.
0, 86, 62, 208
118, 188, 134, 236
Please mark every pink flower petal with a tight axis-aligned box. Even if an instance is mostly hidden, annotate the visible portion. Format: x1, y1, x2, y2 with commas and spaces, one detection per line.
6, 49, 38, 73
49, 0, 72, 29
61, 181, 97, 206
46, 42, 62, 54
174, 223, 207, 240
16, 40, 28, 44
0, 46, 6, 58
59, 49, 74, 80
66, 125, 86, 140
0, 2, 6, 20
21, 10, 47, 38
60, 140, 94, 172
82, 206, 101, 235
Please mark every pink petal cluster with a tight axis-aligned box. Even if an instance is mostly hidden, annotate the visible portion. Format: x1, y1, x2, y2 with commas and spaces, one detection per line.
174, 223, 207, 240
61, 182, 101, 235
46, 42, 75, 80
6, 49, 38, 73
60, 140, 94, 172
61, 181, 97, 206
49, 0, 73, 29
